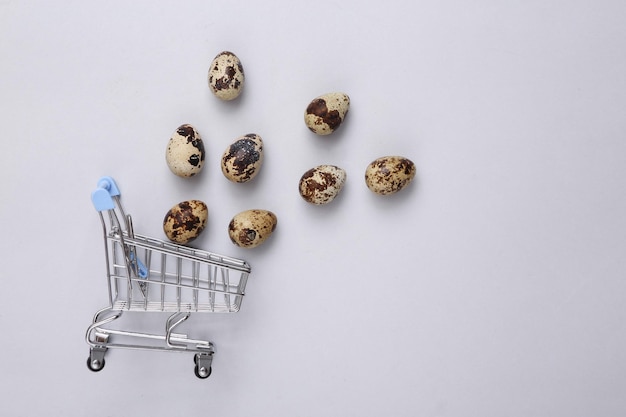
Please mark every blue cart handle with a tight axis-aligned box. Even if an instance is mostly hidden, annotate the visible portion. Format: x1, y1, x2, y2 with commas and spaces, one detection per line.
91, 176, 121, 212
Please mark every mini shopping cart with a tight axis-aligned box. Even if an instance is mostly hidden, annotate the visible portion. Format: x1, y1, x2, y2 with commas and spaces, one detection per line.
85, 177, 251, 379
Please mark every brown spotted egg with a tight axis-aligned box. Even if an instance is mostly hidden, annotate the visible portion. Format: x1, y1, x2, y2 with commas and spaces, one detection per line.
299, 165, 346, 205
163, 200, 208, 244
304, 92, 350, 135
365, 156, 416, 195
228, 209, 277, 249
221, 134, 264, 183
208, 51, 245, 101
165, 124, 205, 177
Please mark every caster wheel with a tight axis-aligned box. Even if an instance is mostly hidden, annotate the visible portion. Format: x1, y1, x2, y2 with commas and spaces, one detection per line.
194, 365, 212, 379
194, 354, 213, 379
87, 356, 105, 372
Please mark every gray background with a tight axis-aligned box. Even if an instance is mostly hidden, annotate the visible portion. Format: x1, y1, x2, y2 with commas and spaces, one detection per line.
1, 1, 625, 416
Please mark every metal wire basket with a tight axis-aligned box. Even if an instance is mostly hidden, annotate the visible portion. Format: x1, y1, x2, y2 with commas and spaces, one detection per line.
85, 176, 251, 379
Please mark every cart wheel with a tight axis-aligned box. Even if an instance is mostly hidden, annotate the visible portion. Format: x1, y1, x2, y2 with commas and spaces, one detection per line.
193, 354, 212, 379
194, 364, 212, 379
86, 356, 105, 372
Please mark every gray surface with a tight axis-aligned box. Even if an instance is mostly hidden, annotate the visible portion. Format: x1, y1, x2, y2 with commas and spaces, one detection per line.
1, 1, 626, 416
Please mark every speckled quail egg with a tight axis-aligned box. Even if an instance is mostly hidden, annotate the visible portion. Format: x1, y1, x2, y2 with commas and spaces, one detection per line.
299, 165, 346, 205
163, 200, 208, 244
228, 209, 277, 249
165, 124, 205, 177
221, 133, 264, 183
208, 51, 245, 101
304, 92, 350, 135
365, 156, 416, 195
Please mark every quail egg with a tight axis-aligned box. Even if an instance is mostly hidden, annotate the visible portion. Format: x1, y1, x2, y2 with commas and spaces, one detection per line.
165, 124, 205, 177
304, 92, 350, 135
299, 165, 346, 205
221, 133, 264, 183
365, 156, 416, 195
228, 209, 277, 248
163, 200, 208, 244
208, 51, 245, 101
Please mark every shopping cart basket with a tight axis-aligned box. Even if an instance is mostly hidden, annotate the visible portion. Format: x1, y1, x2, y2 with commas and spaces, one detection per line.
85, 176, 251, 379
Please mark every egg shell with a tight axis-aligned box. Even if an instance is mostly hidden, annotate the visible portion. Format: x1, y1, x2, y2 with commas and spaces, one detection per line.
299, 165, 347, 205
208, 51, 245, 101
228, 209, 277, 249
365, 156, 416, 195
163, 200, 208, 244
165, 124, 205, 177
304, 92, 350, 135
221, 133, 264, 183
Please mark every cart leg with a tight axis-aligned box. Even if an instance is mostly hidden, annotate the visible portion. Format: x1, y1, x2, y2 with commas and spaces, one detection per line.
86, 329, 110, 372
165, 312, 190, 348
194, 353, 213, 379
